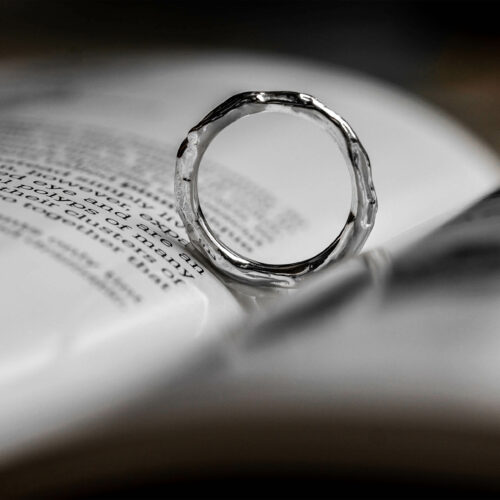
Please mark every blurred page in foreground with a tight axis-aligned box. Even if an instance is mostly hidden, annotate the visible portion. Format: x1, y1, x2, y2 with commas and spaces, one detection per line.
175, 187, 500, 483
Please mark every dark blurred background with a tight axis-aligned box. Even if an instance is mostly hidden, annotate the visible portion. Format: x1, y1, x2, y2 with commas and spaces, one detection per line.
0, 0, 498, 154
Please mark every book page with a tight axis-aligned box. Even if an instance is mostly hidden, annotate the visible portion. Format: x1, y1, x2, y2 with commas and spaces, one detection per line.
0, 119, 306, 382
0, 52, 498, 460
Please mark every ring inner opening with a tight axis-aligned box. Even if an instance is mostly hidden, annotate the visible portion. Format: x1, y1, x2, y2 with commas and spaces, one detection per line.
198, 110, 351, 266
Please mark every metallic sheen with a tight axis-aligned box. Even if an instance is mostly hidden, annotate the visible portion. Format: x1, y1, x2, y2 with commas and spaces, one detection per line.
175, 91, 377, 287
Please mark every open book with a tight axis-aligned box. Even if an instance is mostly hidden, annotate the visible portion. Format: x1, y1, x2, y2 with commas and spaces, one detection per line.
0, 53, 499, 494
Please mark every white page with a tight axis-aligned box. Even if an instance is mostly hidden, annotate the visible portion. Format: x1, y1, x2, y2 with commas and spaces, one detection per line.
0, 52, 498, 461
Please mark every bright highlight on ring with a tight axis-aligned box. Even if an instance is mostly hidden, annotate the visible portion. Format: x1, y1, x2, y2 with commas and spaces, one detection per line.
175, 91, 377, 287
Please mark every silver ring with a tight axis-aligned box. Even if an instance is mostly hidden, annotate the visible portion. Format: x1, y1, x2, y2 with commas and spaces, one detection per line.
175, 91, 377, 288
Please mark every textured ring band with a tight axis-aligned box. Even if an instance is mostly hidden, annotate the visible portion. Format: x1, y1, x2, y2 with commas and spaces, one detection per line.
175, 91, 377, 288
